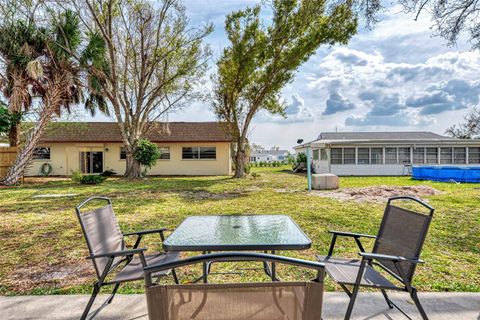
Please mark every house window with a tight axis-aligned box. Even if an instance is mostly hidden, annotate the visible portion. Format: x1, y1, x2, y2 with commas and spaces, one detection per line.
468, 147, 480, 164
331, 148, 342, 164
182, 147, 216, 159
426, 148, 438, 164
343, 148, 355, 164
454, 147, 466, 164
398, 147, 411, 164
440, 147, 453, 164
313, 149, 319, 160
159, 147, 170, 160
371, 148, 383, 164
357, 148, 369, 164
33, 147, 51, 160
385, 148, 397, 164
413, 147, 425, 164
120, 147, 127, 160
320, 149, 328, 160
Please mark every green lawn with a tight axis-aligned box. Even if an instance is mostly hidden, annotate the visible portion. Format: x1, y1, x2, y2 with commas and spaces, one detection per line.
0, 166, 479, 295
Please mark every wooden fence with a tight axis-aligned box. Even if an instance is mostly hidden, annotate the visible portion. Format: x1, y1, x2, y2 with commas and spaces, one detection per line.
0, 147, 17, 179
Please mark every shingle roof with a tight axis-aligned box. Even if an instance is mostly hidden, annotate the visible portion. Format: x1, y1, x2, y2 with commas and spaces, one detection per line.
38, 122, 232, 143
317, 132, 447, 140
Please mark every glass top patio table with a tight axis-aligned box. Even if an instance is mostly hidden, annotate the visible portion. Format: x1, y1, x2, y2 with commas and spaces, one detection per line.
163, 215, 312, 251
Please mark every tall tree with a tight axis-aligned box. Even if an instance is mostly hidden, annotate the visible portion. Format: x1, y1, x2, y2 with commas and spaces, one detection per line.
0, 18, 45, 147
0, 8, 108, 185
71, 0, 212, 178
212, 0, 357, 178
446, 107, 480, 139
350, 0, 480, 49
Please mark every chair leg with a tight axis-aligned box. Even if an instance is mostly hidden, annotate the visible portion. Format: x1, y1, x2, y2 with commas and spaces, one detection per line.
107, 283, 120, 304
410, 288, 429, 320
344, 284, 360, 320
380, 289, 394, 309
172, 268, 179, 284
80, 284, 100, 320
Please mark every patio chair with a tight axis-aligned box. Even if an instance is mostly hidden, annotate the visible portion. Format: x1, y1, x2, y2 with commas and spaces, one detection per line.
317, 196, 434, 320
143, 252, 325, 320
75, 196, 180, 320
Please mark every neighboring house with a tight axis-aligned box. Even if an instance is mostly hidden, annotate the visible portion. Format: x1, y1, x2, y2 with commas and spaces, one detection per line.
250, 149, 290, 163
26, 122, 232, 176
294, 131, 480, 176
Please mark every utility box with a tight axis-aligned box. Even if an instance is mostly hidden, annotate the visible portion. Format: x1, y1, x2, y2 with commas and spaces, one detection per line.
312, 173, 339, 190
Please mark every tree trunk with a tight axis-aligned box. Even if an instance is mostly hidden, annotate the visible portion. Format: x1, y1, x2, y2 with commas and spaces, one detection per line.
234, 138, 247, 178
125, 152, 142, 179
8, 124, 19, 147
1, 110, 52, 186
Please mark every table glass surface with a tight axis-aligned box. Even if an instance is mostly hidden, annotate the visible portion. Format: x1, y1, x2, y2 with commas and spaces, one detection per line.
163, 215, 311, 251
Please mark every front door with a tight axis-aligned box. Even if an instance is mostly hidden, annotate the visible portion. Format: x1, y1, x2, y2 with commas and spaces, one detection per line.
79, 151, 104, 174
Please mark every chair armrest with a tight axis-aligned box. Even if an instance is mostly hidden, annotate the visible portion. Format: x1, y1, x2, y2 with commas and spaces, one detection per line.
86, 248, 147, 259
123, 228, 169, 237
359, 252, 424, 264
329, 230, 376, 239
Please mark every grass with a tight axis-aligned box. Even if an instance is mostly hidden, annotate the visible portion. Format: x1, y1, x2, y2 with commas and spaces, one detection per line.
0, 166, 479, 295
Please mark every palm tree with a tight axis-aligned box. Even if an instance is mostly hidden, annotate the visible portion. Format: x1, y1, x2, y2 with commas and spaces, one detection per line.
0, 21, 45, 147
0, 10, 109, 186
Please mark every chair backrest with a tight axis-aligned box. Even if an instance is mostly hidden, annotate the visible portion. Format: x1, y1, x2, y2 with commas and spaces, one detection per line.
75, 197, 125, 278
373, 196, 434, 283
144, 252, 325, 320
146, 282, 323, 320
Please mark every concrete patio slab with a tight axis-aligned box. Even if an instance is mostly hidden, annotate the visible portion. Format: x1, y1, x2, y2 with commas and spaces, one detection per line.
1, 292, 479, 319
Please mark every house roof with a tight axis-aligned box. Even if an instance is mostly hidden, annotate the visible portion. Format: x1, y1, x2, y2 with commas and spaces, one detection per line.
294, 131, 480, 149
37, 122, 232, 143
317, 131, 447, 140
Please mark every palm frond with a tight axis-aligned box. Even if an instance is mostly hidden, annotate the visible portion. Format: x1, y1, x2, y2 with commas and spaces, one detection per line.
51, 10, 81, 60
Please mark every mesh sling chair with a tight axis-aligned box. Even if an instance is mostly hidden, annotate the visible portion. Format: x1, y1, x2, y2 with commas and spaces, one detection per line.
143, 252, 326, 320
317, 196, 434, 320
75, 196, 181, 320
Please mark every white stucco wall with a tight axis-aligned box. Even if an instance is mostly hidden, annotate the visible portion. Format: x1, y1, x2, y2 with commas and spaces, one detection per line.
25, 142, 232, 176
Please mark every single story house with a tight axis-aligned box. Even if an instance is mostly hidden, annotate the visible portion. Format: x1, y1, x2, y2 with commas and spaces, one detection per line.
26, 122, 232, 176
294, 131, 480, 176
250, 149, 290, 163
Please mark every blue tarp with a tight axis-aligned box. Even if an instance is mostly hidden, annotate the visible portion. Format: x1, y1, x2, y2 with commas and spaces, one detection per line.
412, 166, 480, 183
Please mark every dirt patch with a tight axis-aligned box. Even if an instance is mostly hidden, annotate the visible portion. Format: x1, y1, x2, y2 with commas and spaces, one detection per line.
275, 188, 303, 193
243, 186, 262, 192
8, 261, 94, 293
311, 185, 442, 203
180, 190, 245, 200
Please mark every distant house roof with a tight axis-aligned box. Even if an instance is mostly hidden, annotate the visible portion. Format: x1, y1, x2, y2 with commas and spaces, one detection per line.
252, 149, 289, 156
317, 132, 447, 140
37, 122, 232, 143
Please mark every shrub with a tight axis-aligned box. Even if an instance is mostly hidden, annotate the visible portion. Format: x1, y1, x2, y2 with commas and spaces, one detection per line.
134, 139, 160, 169
251, 172, 260, 179
71, 170, 107, 184
244, 163, 251, 174
296, 152, 307, 163
71, 170, 83, 183
81, 175, 107, 185
101, 169, 116, 177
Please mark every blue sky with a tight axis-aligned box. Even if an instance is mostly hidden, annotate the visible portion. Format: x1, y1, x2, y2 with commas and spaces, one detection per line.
93, 1, 480, 150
